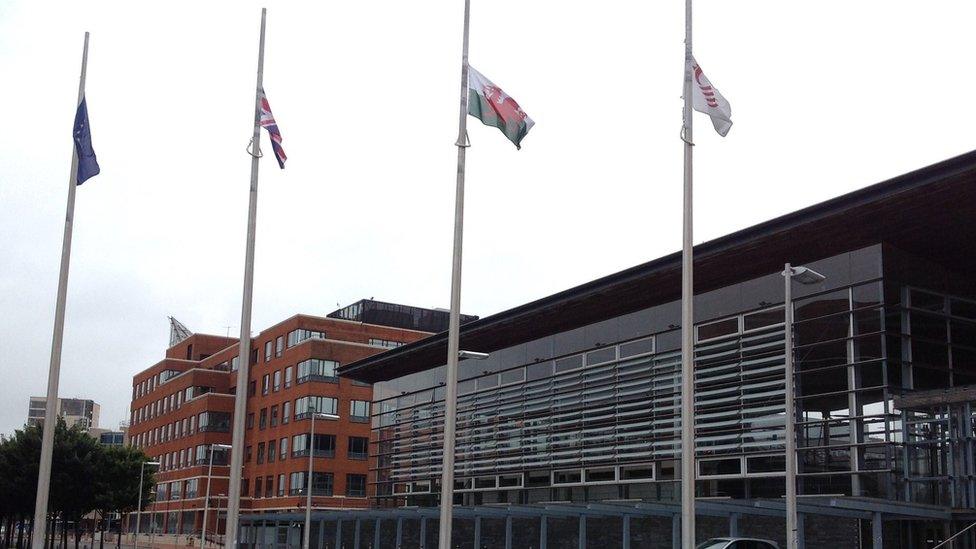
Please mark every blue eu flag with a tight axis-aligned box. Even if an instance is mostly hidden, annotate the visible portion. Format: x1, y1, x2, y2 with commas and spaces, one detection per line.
73, 97, 100, 185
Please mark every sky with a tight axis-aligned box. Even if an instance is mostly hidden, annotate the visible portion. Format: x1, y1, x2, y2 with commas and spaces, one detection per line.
0, 0, 974, 437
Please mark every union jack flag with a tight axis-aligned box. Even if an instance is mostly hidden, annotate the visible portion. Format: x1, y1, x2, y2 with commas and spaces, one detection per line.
259, 88, 287, 168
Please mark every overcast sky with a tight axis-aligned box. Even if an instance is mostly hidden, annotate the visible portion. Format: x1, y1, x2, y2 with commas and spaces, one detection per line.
1, 0, 974, 437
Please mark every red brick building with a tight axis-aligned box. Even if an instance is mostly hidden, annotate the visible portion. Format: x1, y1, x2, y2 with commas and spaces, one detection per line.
125, 300, 471, 539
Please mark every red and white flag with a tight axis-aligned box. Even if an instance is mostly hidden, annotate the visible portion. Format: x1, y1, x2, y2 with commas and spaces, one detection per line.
690, 57, 733, 137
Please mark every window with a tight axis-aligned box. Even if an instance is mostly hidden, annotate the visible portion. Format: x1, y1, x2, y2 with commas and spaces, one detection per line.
275, 336, 284, 357
264, 476, 273, 498
194, 445, 207, 465
241, 478, 249, 497
280, 438, 288, 460
312, 472, 333, 496
262, 374, 270, 395
189, 416, 196, 434
273, 370, 281, 392
198, 412, 230, 432
368, 338, 403, 349
246, 413, 254, 430
289, 472, 306, 495
264, 341, 273, 362
284, 367, 293, 388
287, 329, 326, 348
296, 359, 340, 383
270, 405, 279, 427
292, 433, 336, 458
257, 442, 265, 464
346, 474, 367, 497
231, 356, 239, 371
184, 479, 198, 499
348, 437, 369, 460
282, 401, 291, 424
267, 441, 276, 463
254, 477, 263, 499
245, 446, 252, 463
350, 400, 370, 422
295, 396, 338, 418
277, 474, 286, 497
259, 408, 267, 430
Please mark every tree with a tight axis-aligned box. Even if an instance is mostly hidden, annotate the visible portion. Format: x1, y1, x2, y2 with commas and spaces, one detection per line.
92, 445, 153, 549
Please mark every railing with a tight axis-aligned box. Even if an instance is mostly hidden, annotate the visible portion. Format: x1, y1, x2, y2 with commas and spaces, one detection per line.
933, 521, 976, 549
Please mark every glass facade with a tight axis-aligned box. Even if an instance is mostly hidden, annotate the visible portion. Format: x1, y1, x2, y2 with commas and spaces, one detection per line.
369, 244, 976, 508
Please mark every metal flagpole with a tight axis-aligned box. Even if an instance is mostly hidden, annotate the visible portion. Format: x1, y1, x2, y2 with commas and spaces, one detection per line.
31, 31, 90, 549
680, 0, 696, 547
226, 8, 267, 549
437, 0, 472, 546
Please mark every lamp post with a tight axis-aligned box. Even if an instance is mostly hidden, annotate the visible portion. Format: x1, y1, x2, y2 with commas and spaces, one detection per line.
303, 405, 339, 549
782, 263, 826, 549
134, 460, 160, 549
201, 444, 232, 548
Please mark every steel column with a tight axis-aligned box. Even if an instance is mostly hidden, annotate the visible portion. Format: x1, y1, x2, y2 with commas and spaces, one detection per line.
872, 513, 883, 549
395, 518, 402, 548
420, 517, 427, 548
474, 516, 481, 549
354, 519, 360, 549
335, 519, 341, 549
374, 519, 381, 549
623, 515, 631, 549
579, 515, 586, 549
505, 516, 512, 549
797, 513, 805, 549
673, 514, 681, 549
729, 513, 739, 538
540, 516, 547, 549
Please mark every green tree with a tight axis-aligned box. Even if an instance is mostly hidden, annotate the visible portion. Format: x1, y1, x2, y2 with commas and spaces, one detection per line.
92, 445, 153, 549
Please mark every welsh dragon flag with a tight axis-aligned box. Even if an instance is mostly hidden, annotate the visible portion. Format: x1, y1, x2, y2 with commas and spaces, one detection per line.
468, 66, 534, 149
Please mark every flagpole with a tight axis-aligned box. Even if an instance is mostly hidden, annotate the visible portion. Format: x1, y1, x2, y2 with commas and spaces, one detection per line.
31, 31, 89, 549
225, 8, 266, 548
680, 0, 696, 546
437, 0, 471, 545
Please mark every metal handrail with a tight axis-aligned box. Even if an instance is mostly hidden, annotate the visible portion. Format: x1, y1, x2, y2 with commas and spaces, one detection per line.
932, 521, 976, 549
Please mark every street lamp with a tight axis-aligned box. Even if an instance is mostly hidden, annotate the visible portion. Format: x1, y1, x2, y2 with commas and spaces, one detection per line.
438, 349, 490, 548
303, 406, 338, 549
782, 263, 826, 549
201, 444, 232, 548
134, 460, 160, 549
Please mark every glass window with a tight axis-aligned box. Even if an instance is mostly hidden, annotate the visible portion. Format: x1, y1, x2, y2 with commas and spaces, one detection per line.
259, 408, 267, 430
264, 341, 273, 362
295, 396, 338, 418
586, 346, 616, 365
619, 337, 654, 358
350, 400, 370, 421
262, 374, 270, 395
277, 474, 286, 497
267, 441, 276, 463
254, 478, 263, 499
500, 368, 525, 385
348, 436, 369, 460
743, 307, 784, 331
554, 355, 583, 373
346, 474, 367, 497
284, 366, 293, 388
287, 329, 326, 348
296, 359, 340, 382
273, 370, 281, 392
699, 458, 741, 476
697, 317, 739, 342
282, 401, 291, 424
256, 442, 265, 464
264, 476, 272, 498
270, 405, 279, 427
280, 438, 288, 460
275, 336, 284, 357
289, 472, 306, 496
312, 472, 333, 496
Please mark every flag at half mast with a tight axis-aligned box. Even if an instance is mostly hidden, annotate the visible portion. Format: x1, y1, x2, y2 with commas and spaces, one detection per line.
690, 56, 733, 137
468, 66, 534, 149
259, 88, 287, 168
